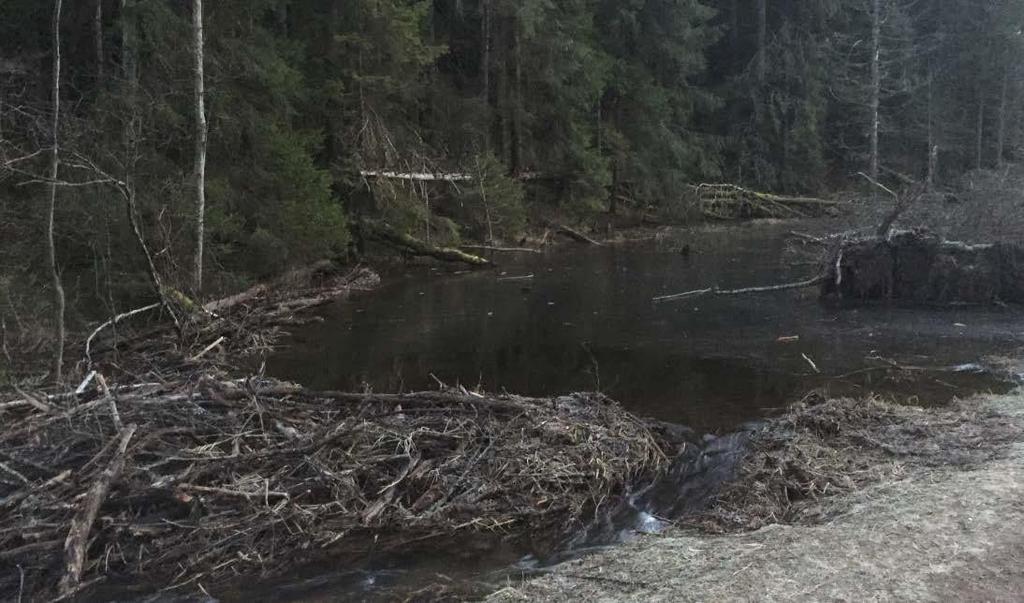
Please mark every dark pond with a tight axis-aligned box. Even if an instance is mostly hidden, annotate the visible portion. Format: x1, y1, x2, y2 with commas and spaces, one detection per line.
268, 220, 1023, 434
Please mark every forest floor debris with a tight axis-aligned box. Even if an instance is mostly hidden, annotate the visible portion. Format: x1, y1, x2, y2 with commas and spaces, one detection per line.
490, 388, 1024, 602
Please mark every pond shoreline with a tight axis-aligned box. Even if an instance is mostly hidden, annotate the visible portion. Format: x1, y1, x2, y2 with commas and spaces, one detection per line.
490, 379, 1024, 602
6, 218, 1023, 601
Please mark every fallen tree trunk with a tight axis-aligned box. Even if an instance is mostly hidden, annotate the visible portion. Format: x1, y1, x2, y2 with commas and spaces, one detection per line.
696, 183, 840, 221
364, 222, 492, 266
823, 230, 1024, 305
555, 224, 603, 246
460, 244, 541, 255
57, 424, 136, 597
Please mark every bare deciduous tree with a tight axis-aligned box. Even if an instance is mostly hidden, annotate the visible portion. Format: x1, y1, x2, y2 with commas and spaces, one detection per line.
47, 0, 66, 382
869, 0, 881, 181
192, 0, 207, 293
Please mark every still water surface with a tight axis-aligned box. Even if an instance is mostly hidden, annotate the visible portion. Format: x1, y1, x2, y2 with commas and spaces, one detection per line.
247, 220, 1024, 601
268, 220, 1023, 433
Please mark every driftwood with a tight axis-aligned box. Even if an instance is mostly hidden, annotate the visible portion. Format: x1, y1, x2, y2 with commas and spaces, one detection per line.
364, 222, 492, 266
653, 274, 826, 304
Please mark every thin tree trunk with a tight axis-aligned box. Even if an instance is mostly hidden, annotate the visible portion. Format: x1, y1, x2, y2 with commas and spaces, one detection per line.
192, 0, 207, 293
481, 0, 491, 147
869, 0, 881, 181
94, 0, 103, 79
47, 0, 66, 383
996, 64, 1009, 169
731, 0, 740, 56
976, 84, 985, 170
510, 25, 522, 173
756, 0, 767, 83
121, 0, 180, 328
926, 67, 936, 190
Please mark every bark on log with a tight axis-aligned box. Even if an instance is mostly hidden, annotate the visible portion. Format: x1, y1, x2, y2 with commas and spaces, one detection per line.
364, 222, 492, 266
555, 224, 603, 246
57, 425, 137, 597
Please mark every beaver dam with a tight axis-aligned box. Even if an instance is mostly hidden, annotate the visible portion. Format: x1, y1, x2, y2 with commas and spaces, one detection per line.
3, 221, 1024, 601
0, 378, 673, 600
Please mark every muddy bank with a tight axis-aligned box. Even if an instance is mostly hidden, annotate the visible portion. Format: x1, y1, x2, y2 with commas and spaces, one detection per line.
490, 388, 1024, 601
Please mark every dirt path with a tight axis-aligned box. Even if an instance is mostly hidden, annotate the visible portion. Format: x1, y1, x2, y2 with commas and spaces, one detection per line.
490, 391, 1024, 602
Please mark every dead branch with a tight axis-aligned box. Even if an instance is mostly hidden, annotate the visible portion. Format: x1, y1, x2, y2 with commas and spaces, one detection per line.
57, 424, 137, 597
555, 224, 603, 246
461, 245, 541, 254
364, 221, 492, 266
653, 274, 826, 304
84, 303, 160, 365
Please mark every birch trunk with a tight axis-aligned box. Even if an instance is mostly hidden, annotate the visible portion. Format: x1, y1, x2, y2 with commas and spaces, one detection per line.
996, 64, 1009, 169
192, 0, 207, 293
481, 0, 490, 147
47, 0, 66, 382
926, 67, 936, 190
976, 84, 985, 170
869, 0, 881, 181
94, 0, 103, 79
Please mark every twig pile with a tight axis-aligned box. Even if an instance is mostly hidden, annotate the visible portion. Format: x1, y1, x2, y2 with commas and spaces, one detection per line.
83, 264, 381, 383
0, 377, 666, 600
693, 393, 1022, 532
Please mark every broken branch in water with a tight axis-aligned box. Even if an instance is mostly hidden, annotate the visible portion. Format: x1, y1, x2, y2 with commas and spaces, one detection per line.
653, 274, 826, 304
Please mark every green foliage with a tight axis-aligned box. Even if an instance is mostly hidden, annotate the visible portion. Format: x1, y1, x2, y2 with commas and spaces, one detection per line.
2, 0, 1023, 342
460, 152, 527, 242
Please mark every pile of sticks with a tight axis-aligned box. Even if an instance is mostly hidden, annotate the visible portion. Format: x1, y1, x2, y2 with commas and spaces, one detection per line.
0, 377, 666, 600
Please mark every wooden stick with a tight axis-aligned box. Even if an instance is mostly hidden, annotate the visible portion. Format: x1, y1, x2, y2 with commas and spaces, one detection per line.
190, 336, 226, 361
57, 424, 136, 597
74, 370, 97, 396
84, 303, 160, 364
653, 274, 826, 304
